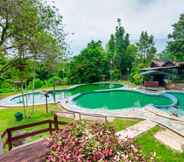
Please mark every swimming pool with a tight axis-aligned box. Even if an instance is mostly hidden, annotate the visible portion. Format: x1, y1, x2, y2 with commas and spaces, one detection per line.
72, 90, 175, 110
0, 83, 123, 106
1, 82, 184, 117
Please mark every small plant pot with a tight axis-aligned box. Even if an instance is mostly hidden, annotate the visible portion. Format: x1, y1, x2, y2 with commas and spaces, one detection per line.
15, 112, 23, 121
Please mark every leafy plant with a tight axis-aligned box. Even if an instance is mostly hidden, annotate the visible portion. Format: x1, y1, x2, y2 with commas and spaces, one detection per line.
47, 76, 62, 86
69, 41, 109, 84
130, 66, 143, 85
47, 121, 156, 162
31, 78, 44, 89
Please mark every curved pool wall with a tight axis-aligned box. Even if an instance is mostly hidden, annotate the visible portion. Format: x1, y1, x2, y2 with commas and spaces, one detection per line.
72, 89, 177, 110
0, 82, 124, 107
163, 91, 184, 116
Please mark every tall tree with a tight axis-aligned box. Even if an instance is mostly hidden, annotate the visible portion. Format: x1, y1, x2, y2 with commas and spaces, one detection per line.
106, 34, 115, 80
136, 31, 157, 65
167, 13, 184, 61
106, 19, 130, 79
124, 44, 138, 72
107, 34, 115, 61
0, 0, 65, 74
115, 18, 130, 77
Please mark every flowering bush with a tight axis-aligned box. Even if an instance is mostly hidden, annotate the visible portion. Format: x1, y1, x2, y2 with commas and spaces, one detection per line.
47, 121, 156, 162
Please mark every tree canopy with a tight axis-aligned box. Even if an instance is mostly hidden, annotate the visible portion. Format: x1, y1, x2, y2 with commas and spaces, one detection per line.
167, 14, 184, 61
136, 31, 157, 65
0, 0, 65, 92
0, 0, 65, 74
106, 19, 130, 79
69, 41, 109, 84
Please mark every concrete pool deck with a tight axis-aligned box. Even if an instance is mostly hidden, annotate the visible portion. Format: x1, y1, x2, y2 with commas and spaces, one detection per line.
59, 101, 184, 138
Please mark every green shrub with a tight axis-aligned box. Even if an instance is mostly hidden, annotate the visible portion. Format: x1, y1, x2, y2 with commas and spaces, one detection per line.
0, 80, 14, 92
47, 76, 62, 86
130, 66, 143, 85
112, 68, 121, 80
0, 88, 14, 93
32, 78, 44, 89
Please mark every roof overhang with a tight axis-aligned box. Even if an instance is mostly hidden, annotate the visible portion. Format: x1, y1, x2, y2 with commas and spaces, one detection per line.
141, 66, 177, 71
141, 70, 169, 76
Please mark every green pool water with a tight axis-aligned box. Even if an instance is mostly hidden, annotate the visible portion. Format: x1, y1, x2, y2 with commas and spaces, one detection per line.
66, 83, 123, 96
73, 90, 173, 110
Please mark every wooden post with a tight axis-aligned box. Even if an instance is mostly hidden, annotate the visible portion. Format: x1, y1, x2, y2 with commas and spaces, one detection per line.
49, 121, 52, 135
45, 95, 48, 113
78, 113, 81, 120
43, 91, 49, 113
105, 116, 108, 123
54, 114, 59, 130
7, 129, 12, 151
0, 135, 3, 155
53, 81, 56, 103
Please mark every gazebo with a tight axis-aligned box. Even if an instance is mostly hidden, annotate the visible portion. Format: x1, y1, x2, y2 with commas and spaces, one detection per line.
141, 60, 179, 87
141, 70, 169, 86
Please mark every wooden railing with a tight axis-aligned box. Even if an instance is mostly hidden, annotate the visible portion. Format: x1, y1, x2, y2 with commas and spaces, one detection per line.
1, 110, 108, 152
1, 114, 63, 151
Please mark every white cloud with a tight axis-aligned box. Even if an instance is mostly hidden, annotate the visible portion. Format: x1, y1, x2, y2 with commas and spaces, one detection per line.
52, 0, 184, 54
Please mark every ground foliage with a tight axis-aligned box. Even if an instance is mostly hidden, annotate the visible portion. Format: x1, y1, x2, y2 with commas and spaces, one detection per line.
47, 121, 156, 162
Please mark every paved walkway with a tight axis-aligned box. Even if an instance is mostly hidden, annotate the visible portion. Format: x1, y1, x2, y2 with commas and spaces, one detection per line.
119, 108, 184, 137
155, 129, 184, 152
125, 106, 184, 137
116, 119, 184, 152
116, 120, 157, 139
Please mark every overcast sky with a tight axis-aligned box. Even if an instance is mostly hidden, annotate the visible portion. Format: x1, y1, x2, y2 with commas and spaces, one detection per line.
52, 0, 184, 55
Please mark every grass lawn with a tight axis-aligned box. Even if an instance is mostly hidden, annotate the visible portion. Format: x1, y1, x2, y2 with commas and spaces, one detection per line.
0, 104, 73, 150
0, 105, 140, 150
0, 92, 17, 99
109, 118, 140, 131
0, 107, 140, 132
136, 126, 184, 162
0, 104, 60, 132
